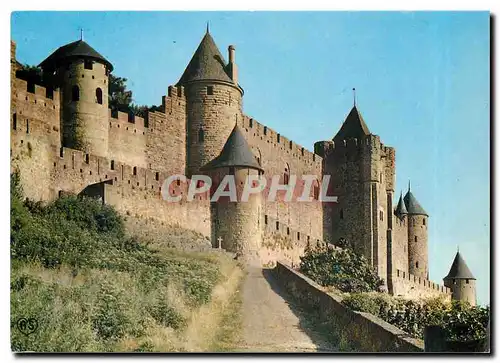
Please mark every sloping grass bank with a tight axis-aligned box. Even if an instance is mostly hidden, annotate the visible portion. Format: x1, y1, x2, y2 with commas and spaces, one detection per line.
10, 173, 242, 352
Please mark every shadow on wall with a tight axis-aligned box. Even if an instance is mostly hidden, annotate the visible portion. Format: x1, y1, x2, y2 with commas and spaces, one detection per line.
261, 268, 340, 352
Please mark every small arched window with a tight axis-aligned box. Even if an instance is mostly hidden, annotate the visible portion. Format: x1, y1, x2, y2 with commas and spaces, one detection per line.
133, 167, 137, 176
72, 85, 80, 101
416, 261, 419, 268
466, 279, 469, 284
12, 113, 16, 130
423, 218, 426, 226
96, 88, 103, 104
110, 160, 115, 170
415, 236, 418, 242
199, 128, 205, 142
155, 172, 159, 181
284, 163, 290, 185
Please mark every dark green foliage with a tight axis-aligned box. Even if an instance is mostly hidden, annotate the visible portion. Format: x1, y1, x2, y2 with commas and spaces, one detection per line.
299, 244, 384, 293
108, 73, 159, 118
109, 74, 133, 113
342, 293, 490, 342
11, 172, 226, 351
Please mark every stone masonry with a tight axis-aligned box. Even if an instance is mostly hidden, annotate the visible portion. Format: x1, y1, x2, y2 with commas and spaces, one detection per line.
9, 29, 475, 304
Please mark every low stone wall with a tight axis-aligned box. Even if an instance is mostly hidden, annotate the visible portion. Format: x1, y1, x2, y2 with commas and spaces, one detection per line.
272, 262, 424, 352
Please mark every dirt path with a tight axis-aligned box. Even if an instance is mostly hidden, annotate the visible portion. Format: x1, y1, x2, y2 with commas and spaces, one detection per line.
234, 267, 337, 352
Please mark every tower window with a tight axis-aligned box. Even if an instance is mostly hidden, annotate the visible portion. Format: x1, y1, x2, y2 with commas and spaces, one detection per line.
96, 88, 103, 104
85, 154, 89, 164
276, 221, 279, 230
423, 218, 426, 226
26, 119, 29, 134
415, 236, 418, 242
133, 167, 137, 176
416, 261, 419, 268
297, 232, 300, 240
110, 160, 115, 170
72, 85, 80, 101
380, 211, 384, 221
199, 128, 205, 142
277, 134, 281, 143
264, 126, 267, 135
264, 215, 268, 225
155, 172, 159, 181
313, 183, 320, 200
284, 172, 289, 185
466, 279, 469, 284
340, 208, 344, 219
207, 86, 213, 95
84, 60, 93, 70
249, 118, 253, 128
12, 113, 16, 130
289, 140, 293, 150
287, 227, 290, 235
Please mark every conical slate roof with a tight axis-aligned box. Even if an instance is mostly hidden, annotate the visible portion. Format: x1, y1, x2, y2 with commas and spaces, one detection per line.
177, 31, 233, 85
333, 106, 371, 141
201, 125, 263, 172
39, 40, 113, 72
403, 190, 428, 216
394, 192, 408, 217
444, 252, 476, 280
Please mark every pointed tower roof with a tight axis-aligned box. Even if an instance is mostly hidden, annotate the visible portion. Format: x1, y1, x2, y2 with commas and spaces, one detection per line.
403, 182, 428, 216
333, 106, 371, 141
444, 251, 476, 280
177, 30, 233, 85
201, 125, 263, 172
39, 40, 113, 72
394, 192, 408, 217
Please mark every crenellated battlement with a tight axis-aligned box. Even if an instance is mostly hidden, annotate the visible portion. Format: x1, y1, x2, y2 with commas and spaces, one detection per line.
393, 269, 451, 294
14, 77, 60, 105
241, 114, 322, 166
108, 109, 147, 131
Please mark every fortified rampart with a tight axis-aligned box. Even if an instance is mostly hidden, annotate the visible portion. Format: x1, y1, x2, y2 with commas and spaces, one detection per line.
10, 29, 472, 305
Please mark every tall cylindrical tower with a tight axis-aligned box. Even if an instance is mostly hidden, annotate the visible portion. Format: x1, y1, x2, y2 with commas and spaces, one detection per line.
202, 125, 263, 264
177, 30, 243, 177
443, 251, 477, 306
404, 184, 429, 278
39, 39, 113, 158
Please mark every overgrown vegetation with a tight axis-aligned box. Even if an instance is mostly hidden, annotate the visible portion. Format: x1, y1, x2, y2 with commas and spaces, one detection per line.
299, 243, 384, 293
298, 242, 489, 344
10, 172, 240, 352
343, 293, 489, 342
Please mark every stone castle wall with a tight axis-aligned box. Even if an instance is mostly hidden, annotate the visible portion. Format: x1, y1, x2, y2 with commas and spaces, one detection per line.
391, 269, 451, 301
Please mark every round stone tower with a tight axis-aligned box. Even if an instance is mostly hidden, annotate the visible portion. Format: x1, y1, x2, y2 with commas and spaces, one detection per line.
443, 251, 477, 306
39, 38, 113, 157
201, 125, 264, 264
177, 28, 243, 178
404, 182, 429, 279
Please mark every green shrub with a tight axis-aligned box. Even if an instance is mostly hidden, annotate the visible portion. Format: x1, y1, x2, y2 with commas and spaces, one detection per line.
341, 292, 489, 342
342, 293, 380, 315
10, 171, 233, 352
299, 244, 383, 293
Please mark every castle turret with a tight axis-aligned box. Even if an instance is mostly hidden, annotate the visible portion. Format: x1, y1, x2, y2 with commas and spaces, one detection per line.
39, 38, 112, 158
394, 191, 408, 219
201, 125, 263, 263
178, 28, 243, 178
322, 103, 395, 284
443, 251, 477, 306
404, 182, 429, 279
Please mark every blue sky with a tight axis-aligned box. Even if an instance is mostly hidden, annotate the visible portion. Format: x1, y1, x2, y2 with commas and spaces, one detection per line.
11, 11, 490, 305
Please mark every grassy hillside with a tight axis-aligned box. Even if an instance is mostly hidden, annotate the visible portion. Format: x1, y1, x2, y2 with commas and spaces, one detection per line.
10, 173, 242, 352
